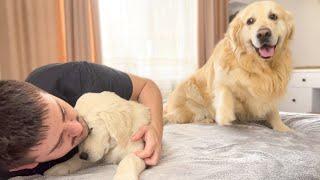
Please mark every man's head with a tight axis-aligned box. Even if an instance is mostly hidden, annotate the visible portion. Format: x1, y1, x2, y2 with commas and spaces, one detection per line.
0, 80, 89, 172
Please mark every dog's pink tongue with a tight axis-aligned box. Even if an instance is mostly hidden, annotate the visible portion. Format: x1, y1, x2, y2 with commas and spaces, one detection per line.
259, 46, 275, 58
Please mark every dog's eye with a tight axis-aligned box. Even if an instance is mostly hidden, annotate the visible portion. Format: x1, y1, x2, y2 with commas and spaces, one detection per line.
246, 17, 255, 25
269, 13, 278, 21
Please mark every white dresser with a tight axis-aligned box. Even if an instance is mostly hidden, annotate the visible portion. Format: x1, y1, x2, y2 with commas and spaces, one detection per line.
279, 68, 320, 113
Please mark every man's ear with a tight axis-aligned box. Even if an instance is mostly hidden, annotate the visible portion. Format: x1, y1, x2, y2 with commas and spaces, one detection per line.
9, 162, 39, 172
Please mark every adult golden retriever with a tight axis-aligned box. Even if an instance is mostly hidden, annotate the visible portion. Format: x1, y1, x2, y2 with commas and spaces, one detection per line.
164, 1, 294, 132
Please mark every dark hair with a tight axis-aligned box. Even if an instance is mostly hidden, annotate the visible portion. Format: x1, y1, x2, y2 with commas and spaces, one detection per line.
0, 80, 49, 170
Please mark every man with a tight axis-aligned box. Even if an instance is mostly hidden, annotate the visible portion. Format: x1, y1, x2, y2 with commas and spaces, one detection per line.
0, 61, 163, 178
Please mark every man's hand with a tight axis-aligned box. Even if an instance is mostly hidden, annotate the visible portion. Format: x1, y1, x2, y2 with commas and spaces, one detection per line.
131, 125, 162, 166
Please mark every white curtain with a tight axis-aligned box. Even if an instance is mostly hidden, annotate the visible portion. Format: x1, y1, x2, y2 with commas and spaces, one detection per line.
98, 0, 198, 99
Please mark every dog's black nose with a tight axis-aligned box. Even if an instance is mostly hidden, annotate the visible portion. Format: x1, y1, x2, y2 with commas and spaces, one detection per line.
79, 152, 89, 160
257, 28, 272, 43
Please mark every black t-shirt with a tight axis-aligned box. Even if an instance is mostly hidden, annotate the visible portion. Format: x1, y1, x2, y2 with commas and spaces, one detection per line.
8, 61, 133, 178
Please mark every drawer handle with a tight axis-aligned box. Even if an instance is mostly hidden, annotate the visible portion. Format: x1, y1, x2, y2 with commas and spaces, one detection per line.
292, 98, 296, 103
302, 78, 306, 82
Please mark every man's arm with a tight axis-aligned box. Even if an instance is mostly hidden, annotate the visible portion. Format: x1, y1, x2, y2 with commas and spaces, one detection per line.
129, 74, 163, 136
128, 73, 163, 165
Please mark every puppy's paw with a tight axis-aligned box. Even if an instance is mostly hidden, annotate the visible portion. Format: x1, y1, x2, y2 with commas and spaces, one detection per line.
44, 163, 76, 176
215, 112, 235, 126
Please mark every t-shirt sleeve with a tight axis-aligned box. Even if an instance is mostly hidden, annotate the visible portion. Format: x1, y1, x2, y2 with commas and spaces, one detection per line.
25, 61, 133, 107
26, 62, 85, 107
80, 62, 133, 100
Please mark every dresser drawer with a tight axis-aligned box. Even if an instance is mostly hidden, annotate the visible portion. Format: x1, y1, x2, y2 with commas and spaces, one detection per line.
279, 87, 313, 113
289, 71, 320, 88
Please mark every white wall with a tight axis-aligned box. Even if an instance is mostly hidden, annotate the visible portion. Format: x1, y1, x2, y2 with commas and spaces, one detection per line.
229, 0, 320, 68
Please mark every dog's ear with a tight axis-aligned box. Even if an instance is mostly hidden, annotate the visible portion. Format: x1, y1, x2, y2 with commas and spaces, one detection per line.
79, 114, 112, 158
98, 104, 132, 147
226, 12, 243, 51
229, 11, 239, 23
285, 10, 295, 40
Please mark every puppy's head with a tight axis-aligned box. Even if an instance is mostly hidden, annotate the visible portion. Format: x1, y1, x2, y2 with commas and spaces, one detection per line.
78, 117, 115, 162
227, 1, 294, 61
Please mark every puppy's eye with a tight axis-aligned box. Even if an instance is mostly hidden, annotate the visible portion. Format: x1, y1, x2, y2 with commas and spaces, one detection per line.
246, 17, 255, 25
269, 13, 278, 21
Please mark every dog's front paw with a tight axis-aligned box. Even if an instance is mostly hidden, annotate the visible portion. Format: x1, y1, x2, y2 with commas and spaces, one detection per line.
113, 173, 138, 180
215, 112, 235, 126
44, 163, 75, 176
273, 124, 292, 132
196, 118, 214, 124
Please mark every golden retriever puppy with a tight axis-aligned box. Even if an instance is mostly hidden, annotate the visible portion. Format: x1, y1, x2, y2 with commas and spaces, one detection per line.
164, 1, 294, 132
44, 92, 150, 180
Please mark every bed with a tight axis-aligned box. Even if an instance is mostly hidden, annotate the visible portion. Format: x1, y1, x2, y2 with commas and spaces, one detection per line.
11, 112, 320, 180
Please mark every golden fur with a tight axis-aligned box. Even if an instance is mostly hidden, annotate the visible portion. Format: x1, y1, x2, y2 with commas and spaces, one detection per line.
164, 1, 295, 132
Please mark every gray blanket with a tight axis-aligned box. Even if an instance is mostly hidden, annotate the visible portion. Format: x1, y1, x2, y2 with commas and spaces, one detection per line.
12, 112, 320, 180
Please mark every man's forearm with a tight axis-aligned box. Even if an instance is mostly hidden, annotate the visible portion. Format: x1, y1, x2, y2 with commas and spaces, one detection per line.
137, 80, 163, 138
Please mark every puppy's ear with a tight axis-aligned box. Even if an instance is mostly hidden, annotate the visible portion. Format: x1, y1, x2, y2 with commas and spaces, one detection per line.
285, 11, 295, 40
98, 105, 132, 147
226, 12, 243, 51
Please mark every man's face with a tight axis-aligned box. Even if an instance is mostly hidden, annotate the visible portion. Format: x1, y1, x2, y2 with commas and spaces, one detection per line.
11, 92, 89, 171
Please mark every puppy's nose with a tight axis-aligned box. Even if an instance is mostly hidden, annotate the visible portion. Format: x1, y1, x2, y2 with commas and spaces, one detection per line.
257, 28, 272, 43
79, 152, 89, 160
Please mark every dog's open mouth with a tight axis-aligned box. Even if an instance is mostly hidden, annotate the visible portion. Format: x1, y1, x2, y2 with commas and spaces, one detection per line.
251, 39, 279, 59
256, 45, 276, 59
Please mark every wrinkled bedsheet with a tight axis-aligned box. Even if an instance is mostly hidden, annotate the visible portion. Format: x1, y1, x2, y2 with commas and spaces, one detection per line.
11, 112, 320, 180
